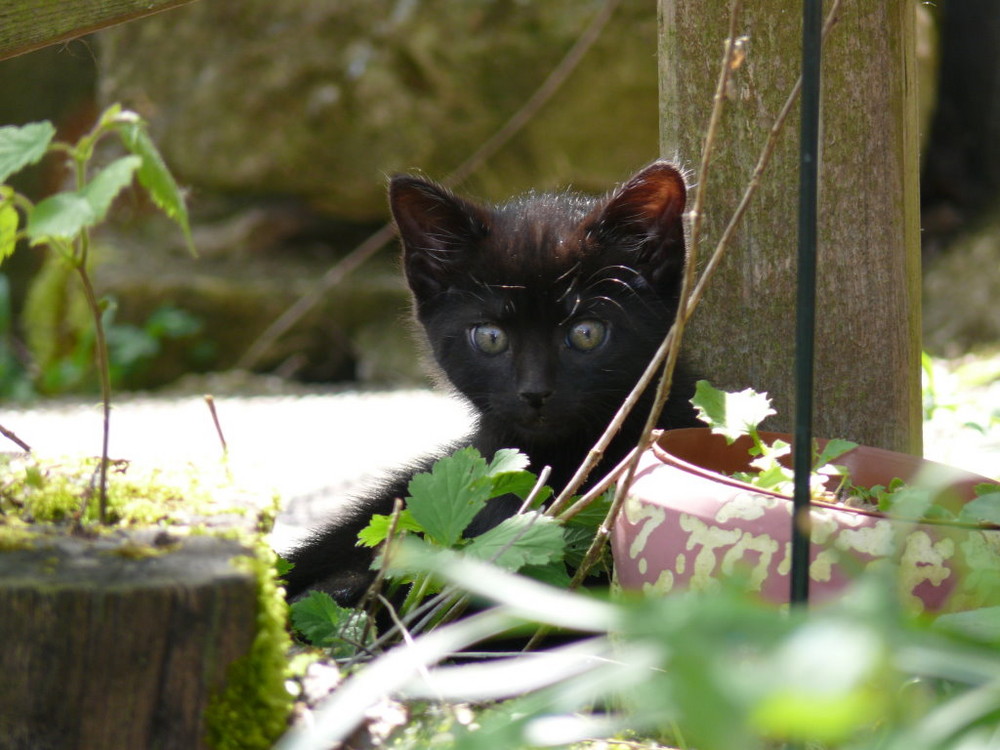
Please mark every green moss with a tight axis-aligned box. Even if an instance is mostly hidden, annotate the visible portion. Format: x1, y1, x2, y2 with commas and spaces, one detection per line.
203, 545, 294, 749
0, 454, 245, 528
0, 520, 36, 551
107, 540, 177, 559
1, 454, 293, 743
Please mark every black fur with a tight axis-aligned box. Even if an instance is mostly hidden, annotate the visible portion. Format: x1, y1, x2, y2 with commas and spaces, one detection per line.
283, 161, 701, 602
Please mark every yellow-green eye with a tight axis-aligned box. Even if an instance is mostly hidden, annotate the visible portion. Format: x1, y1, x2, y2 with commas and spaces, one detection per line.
470, 323, 509, 355
567, 319, 607, 351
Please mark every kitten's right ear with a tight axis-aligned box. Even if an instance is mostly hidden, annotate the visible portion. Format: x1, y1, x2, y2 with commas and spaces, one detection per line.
389, 176, 490, 300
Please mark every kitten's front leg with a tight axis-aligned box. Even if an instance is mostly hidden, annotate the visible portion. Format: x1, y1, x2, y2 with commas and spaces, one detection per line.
282, 511, 382, 604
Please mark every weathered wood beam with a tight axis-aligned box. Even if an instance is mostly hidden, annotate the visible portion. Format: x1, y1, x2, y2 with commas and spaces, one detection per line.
0, 0, 199, 61
660, 1, 923, 455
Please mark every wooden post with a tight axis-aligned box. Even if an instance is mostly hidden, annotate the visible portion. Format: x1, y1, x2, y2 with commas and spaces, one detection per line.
660, 1, 923, 454
0, 0, 198, 61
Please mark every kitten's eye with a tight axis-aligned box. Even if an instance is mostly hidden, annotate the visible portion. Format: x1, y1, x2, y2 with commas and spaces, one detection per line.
566, 319, 607, 351
470, 324, 509, 355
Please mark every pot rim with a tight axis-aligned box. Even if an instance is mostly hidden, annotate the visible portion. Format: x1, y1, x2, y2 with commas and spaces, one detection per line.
648, 427, 999, 531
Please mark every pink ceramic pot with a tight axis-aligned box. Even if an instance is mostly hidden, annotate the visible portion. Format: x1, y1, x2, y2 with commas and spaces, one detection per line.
611, 428, 1000, 612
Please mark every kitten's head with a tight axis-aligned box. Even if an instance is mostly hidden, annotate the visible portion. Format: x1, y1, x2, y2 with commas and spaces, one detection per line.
389, 162, 688, 445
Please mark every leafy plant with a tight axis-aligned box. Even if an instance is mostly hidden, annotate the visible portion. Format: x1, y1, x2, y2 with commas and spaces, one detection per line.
0, 106, 193, 520
691, 379, 857, 498
691, 380, 1000, 526
278, 549, 1000, 750
288, 446, 612, 658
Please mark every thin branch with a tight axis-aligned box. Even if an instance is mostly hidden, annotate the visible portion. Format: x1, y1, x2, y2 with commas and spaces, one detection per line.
0, 423, 31, 453
203, 394, 229, 455
554, 446, 636, 523
610, 0, 747, 520
518, 464, 552, 515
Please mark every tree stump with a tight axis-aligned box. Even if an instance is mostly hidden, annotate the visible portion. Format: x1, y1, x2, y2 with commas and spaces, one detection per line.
0, 529, 275, 750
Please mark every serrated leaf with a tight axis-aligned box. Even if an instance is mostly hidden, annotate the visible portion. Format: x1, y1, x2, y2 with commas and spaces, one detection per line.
0, 201, 18, 263
814, 439, 857, 469
475, 448, 543, 501
486, 448, 531, 476
463, 512, 564, 572
25, 156, 141, 243
564, 488, 614, 530
357, 509, 423, 547
0, 121, 56, 183
406, 447, 493, 547
290, 590, 369, 657
80, 155, 141, 223
26, 192, 94, 241
115, 118, 196, 256
487, 471, 551, 503
692, 379, 775, 444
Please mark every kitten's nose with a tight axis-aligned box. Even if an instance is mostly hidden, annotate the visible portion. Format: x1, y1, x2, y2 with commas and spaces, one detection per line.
520, 390, 552, 410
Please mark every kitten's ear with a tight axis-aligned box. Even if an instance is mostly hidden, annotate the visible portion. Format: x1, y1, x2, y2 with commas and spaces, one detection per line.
591, 161, 687, 286
389, 176, 490, 300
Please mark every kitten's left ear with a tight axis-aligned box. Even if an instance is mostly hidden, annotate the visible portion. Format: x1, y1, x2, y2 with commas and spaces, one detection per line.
591, 161, 687, 286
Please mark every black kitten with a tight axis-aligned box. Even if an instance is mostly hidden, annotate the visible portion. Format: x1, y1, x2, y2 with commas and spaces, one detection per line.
283, 161, 701, 602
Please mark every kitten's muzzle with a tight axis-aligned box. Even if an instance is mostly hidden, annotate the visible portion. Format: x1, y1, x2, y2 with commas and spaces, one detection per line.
519, 390, 552, 410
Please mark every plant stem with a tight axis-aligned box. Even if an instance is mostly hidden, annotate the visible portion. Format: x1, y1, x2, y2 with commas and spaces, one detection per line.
66, 137, 113, 525
75, 261, 112, 524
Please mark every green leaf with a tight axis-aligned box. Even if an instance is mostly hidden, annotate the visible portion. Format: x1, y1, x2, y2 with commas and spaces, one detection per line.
463, 512, 564, 572
0, 199, 18, 263
290, 590, 369, 657
486, 448, 531, 476
26, 156, 141, 243
357, 509, 423, 547
0, 121, 56, 183
26, 192, 94, 241
881, 486, 938, 521
564, 488, 614, 530
935, 606, 1000, 644
115, 117, 196, 256
692, 379, 775, 444
406, 447, 493, 547
487, 471, 550, 503
814, 438, 857, 469
477, 448, 542, 500
520, 561, 573, 588
958, 492, 1000, 526
80, 155, 141, 222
